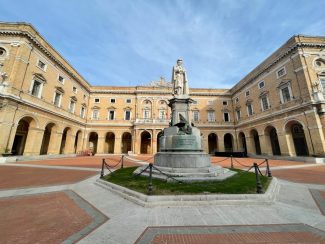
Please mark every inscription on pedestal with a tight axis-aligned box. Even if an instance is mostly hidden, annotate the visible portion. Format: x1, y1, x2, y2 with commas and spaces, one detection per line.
176, 138, 195, 146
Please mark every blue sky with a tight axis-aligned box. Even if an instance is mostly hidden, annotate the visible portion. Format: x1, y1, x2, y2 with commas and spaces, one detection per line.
1, 0, 325, 88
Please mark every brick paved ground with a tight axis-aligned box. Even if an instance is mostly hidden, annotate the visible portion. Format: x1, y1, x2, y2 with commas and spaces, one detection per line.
136, 224, 325, 244
0, 166, 96, 189
272, 165, 325, 184
151, 232, 322, 243
0, 191, 92, 244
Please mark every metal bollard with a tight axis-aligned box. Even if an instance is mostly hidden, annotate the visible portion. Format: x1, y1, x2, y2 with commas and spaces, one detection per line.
230, 155, 234, 168
121, 155, 124, 169
265, 159, 272, 177
253, 163, 264, 194
147, 163, 153, 195
100, 159, 105, 178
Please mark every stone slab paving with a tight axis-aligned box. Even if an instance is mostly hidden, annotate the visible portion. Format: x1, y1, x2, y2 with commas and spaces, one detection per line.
0, 165, 97, 189
0, 190, 107, 244
135, 224, 325, 243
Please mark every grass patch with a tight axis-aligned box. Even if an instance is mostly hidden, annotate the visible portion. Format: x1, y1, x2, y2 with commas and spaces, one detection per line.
103, 167, 271, 195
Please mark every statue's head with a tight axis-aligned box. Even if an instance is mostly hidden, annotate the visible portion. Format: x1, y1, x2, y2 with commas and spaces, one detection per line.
177, 59, 183, 66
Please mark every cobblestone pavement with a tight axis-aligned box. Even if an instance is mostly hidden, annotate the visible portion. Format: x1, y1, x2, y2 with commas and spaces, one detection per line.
0, 155, 325, 243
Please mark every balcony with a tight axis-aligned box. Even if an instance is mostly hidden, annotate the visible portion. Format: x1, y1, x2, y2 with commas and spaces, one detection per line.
134, 118, 170, 124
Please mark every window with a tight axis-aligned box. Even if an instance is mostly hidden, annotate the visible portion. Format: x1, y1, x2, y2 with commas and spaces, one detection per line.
125, 110, 131, 120
319, 77, 325, 93
207, 111, 215, 122
37, 60, 46, 71
192, 100, 198, 105
235, 97, 239, 103
159, 110, 166, 119
53, 91, 62, 107
108, 110, 115, 120
207, 100, 213, 105
110, 98, 116, 103
0, 47, 6, 57
193, 111, 199, 122
126, 99, 131, 103
261, 95, 270, 111
224, 112, 230, 122
280, 86, 291, 103
247, 104, 253, 116
83, 94, 87, 100
222, 101, 228, 106
258, 81, 265, 89
94, 98, 100, 103
80, 106, 86, 118
72, 86, 77, 93
236, 110, 241, 120
68, 100, 76, 113
31, 80, 42, 97
277, 67, 286, 78
245, 91, 250, 97
144, 109, 151, 119
92, 109, 99, 120
58, 75, 64, 84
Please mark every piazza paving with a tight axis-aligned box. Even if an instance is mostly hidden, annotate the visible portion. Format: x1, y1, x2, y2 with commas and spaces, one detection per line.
0, 155, 325, 243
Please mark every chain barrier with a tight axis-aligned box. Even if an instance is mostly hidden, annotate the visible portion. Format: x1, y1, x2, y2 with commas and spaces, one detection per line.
213, 157, 230, 164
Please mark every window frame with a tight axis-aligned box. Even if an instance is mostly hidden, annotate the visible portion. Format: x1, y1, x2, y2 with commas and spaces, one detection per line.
223, 112, 230, 122
124, 110, 131, 120
92, 109, 99, 120
53, 90, 63, 107
247, 104, 254, 116
29, 79, 44, 98
260, 95, 270, 111
108, 109, 115, 120
276, 66, 287, 79
192, 110, 199, 122
258, 80, 265, 89
207, 110, 216, 122
37, 59, 47, 71
80, 106, 86, 118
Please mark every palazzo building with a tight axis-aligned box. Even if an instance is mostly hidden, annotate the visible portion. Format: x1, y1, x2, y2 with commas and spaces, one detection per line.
1, 22, 325, 159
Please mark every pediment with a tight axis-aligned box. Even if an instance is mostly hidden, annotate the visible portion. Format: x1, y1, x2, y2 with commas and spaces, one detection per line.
33, 73, 46, 82
55, 86, 65, 94
70, 96, 77, 101
259, 90, 269, 98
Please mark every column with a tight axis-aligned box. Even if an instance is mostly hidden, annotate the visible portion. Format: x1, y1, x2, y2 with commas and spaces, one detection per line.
23, 127, 44, 156
259, 134, 272, 156
218, 135, 225, 152
0, 122, 18, 155
96, 132, 106, 154
152, 130, 158, 154
245, 136, 255, 155
76, 131, 84, 153
64, 132, 76, 154
114, 134, 122, 154
47, 131, 63, 155
277, 132, 291, 156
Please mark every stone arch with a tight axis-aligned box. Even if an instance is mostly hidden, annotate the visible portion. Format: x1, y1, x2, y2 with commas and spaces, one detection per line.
40, 122, 57, 155
285, 121, 309, 156
224, 133, 233, 152
141, 131, 151, 154
11, 116, 37, 155
208, 133, 218, 154
15, 114, 39, 129
264, 125, 281, 155
105, 132, 115, 154
88, 132, 98, 154
121, 132, 132, 154
238, 132, 247, 155
250, 129, 261, 155
157, 130, 163, 152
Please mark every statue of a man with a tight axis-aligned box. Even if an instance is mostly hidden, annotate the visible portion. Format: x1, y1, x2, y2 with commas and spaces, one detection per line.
172, 59, 189, 96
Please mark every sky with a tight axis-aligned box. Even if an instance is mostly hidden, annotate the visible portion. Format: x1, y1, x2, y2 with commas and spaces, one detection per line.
1, 0, 325, 88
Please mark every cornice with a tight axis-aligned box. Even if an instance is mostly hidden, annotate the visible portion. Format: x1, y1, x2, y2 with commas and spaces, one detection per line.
0, 29, 91, 92
230, 41, 325, 94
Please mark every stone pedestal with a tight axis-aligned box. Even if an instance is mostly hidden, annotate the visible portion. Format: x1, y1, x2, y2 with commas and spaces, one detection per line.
134, 95, 236, 182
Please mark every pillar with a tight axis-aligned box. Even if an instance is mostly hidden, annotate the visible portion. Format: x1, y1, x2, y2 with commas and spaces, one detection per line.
23, 127, 44, 156
64, 131, 76, 154
277, 132, 291, 156
47, 131, 63, 155
245, 136, 255, 155
114, 135, 122, 154
259, 134, 272, 156
152, 130, 158, 154
218, 135, 225, 152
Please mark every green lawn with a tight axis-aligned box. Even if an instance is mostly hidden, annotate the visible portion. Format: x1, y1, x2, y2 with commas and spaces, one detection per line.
103, 167, 271, 195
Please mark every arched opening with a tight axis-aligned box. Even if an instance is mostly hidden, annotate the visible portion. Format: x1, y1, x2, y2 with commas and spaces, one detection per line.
287, 122, 309, 156
121, 132, 132, 154
250, 129, 261, 155
88, 132, 98, 154
265, 126, 281, 155
105, 132, 115, 154
208, 133, 218, 154
74, 130, 82, 153
141, 131, 151, 154
11, 117, 34, 155
157, 131, 163, 152
238, 132, 247, 155
40, 123, 55, 155
59, 127, 71, 154
224, 133, 233, 152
